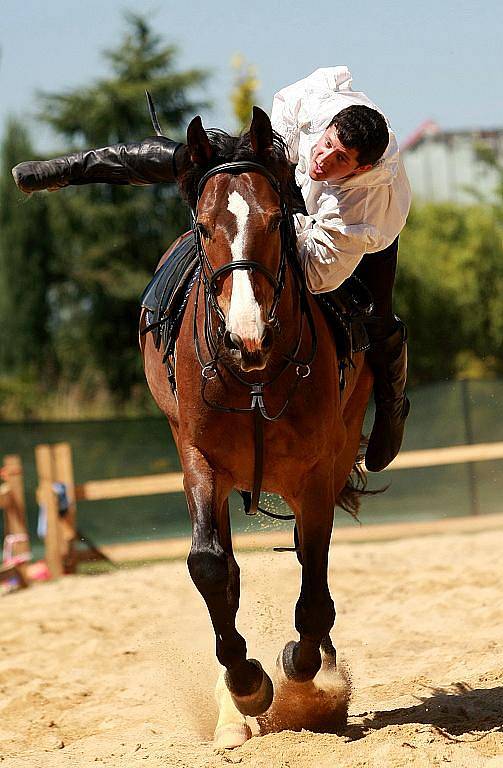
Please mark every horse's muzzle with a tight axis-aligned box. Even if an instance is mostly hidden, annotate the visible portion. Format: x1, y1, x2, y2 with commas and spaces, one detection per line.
223, 324, 274, 372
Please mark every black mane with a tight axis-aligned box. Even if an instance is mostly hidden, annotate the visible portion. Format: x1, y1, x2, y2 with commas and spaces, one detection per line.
178, 128, 295, 212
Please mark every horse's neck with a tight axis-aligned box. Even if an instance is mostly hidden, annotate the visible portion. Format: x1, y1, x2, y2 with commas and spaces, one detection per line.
277, 270, 303, 344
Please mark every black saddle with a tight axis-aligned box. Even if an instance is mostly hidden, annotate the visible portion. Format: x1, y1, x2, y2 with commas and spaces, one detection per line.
141, 232, 370, 393
141, 232, 198, 339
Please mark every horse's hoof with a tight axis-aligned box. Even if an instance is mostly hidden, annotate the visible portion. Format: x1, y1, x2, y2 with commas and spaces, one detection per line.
225, 659, 274, 717
278, 640, 319, 683
258, 654, 351, 735
279, 640, 299, 680
213, 723, 252, 749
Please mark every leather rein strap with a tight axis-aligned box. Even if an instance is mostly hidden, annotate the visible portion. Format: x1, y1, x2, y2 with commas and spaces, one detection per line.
192, 160, 317, 518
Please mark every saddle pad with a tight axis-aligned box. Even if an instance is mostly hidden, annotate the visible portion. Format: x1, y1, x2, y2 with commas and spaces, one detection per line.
141, 231, 198, 317
316, 284, 370, 357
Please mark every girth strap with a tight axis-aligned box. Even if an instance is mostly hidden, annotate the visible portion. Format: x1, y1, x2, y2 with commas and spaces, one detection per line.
251, 386, 265, 516
237, 383, 295, 520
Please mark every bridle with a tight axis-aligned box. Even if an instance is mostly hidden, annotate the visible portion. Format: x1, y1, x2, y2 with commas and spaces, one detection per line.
194, 161, 288, 359
191, 160, 318, 516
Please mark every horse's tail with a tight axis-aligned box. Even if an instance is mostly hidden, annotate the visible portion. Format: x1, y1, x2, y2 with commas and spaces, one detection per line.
336, 438, 387, 521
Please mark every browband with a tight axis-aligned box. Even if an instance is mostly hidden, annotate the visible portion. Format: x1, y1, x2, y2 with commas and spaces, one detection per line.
197, 161, 281, 199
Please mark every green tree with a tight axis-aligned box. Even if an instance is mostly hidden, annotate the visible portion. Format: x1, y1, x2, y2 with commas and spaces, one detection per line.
0, 118, 52, 377
396, 201, 503, 385
471, 142, 503, 221
230, 54, 259, 132
38, 12, 208, 401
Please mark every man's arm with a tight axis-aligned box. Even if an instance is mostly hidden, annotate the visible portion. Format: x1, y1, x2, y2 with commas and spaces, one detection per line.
295, 210, 368, 293
296, 171, 409, 294
270, 81, 306, 164
12, 136, 185, 194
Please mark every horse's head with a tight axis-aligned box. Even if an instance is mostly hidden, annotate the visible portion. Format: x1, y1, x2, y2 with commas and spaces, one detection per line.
181, 108, 293, 373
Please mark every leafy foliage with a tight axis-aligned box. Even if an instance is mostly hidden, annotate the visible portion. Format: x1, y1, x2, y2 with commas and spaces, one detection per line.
0, 118, 53, 376
396, 200, 503, 384
230, 54, 260, 132
36, 13, 207, 400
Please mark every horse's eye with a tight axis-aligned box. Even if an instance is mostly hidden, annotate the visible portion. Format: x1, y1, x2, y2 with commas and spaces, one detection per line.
268, 216, 281, 233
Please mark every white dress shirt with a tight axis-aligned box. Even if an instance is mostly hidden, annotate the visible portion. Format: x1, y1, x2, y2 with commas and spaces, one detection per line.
271, 67, 412, 293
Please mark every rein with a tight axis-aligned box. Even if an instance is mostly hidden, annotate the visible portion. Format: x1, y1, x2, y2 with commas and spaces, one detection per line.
191, 160, 318, 517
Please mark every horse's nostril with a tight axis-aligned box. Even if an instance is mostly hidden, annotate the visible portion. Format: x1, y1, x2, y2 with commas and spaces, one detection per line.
261, 325, 274, 352
224, 331, 242, 351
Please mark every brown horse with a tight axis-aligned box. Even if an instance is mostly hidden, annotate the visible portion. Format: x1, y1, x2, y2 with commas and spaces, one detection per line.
140, 107, 373, 748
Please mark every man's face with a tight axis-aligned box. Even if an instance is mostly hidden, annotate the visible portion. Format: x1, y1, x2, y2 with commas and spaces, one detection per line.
309, 125, 371, 182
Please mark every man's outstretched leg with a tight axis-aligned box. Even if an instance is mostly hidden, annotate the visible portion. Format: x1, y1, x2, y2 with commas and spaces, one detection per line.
11, 137, 185, 193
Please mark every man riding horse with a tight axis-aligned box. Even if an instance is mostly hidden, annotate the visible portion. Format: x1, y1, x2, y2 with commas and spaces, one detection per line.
12, 66, 411, 471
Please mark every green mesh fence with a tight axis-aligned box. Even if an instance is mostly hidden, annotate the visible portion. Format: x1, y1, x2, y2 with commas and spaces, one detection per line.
1, 379, 502, 556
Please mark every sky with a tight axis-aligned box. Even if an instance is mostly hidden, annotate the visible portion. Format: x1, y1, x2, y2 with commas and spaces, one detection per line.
1, 0, 502, 152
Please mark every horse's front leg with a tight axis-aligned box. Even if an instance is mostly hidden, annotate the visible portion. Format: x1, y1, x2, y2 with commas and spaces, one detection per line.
258, 466, 349, 735
278, 465, 337, 682
182, 448, 273, 720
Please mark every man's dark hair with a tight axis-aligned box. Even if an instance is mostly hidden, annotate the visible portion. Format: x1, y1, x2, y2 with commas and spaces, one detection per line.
329, 105, 389, 166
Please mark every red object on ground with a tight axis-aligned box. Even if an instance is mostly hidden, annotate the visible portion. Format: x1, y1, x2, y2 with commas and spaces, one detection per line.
26, 560, 52, 581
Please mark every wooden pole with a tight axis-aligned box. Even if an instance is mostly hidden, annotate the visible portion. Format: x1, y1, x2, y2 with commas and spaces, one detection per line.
53, 442, 78, 573
35, 444, 64, 579
386, 441, 503, 470
461, 378, 480, 516
75, 472, 185, 501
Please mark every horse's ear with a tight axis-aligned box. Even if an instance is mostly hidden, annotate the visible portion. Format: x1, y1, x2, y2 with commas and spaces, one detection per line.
250, 106, 273, 155
186, 116, 212, 165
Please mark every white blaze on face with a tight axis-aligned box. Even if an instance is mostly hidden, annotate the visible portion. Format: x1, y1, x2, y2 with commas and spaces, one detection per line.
226, 190, 265, 343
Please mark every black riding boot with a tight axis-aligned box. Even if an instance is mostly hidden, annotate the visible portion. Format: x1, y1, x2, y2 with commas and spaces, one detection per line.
354, 238, 410, 472
11, 136, 185, 194
364, 321, 410, 472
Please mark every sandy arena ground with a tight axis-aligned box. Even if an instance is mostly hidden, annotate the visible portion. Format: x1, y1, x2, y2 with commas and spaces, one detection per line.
1, 525, 502, 768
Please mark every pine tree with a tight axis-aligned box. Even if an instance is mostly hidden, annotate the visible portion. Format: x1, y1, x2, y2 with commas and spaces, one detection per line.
0, 118, 52, 377
37, 12, 208, 400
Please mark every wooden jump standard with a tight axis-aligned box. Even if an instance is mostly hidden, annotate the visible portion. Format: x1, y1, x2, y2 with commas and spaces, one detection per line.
0, 455, 30, 590
35, 443, 77, 579
36, 441, 184, 578
35, 443, 116, 579
32, 442, 184, 579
